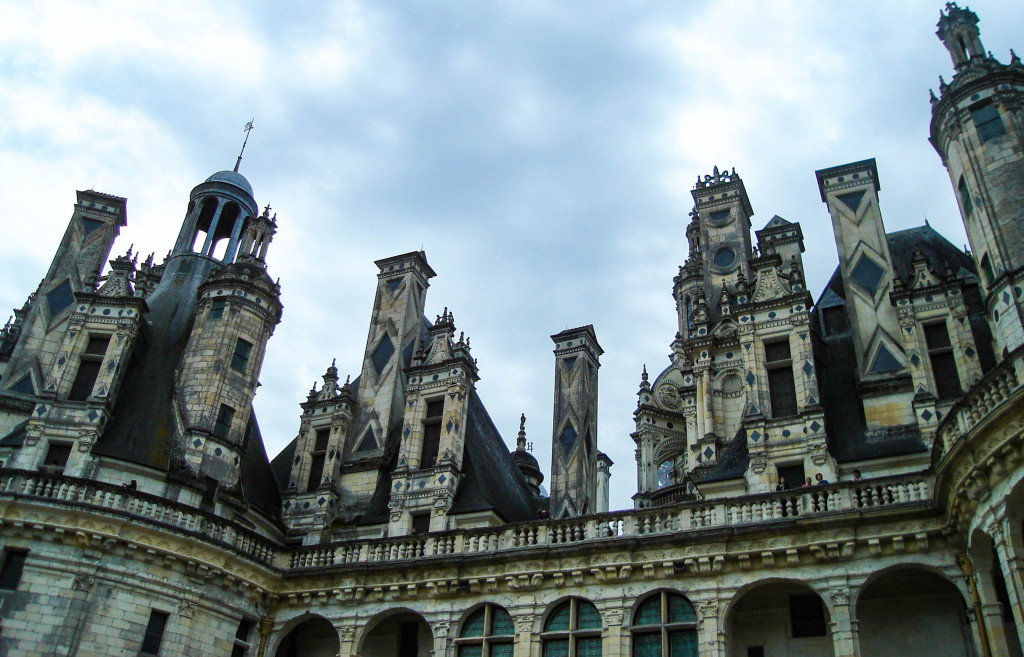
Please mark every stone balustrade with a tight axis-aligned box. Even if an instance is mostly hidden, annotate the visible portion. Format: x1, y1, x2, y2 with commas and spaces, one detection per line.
0, 467, 932, 574
0, 469, 277, 566
285, 473, 931, 571
934, 345, 1024, 464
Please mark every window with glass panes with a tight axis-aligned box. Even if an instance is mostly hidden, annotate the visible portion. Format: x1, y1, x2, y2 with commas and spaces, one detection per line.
631, 592, 697, 657
456, 604, 515, 657
542, 598, 602, 657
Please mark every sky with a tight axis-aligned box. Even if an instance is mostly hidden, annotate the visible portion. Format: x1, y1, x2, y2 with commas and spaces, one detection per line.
1, 0, 1021, 513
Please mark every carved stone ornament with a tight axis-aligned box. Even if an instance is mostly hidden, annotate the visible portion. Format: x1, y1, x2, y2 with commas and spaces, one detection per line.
656, 383, 683, 410
750, 453, 767, 474
341, 626, 358, 641
828, 587, 850, 606
809, 441, 829, 466
177, 600, 195, 618
698, 600, 719, 618
604, 609, 623, 626
72, 573, 95, 591
25, 425, 43, 446
432, 620, 451, 638
515, 615, 535, 633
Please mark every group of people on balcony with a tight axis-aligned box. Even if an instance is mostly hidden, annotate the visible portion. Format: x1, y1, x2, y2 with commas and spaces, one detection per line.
776, 470, 861, 491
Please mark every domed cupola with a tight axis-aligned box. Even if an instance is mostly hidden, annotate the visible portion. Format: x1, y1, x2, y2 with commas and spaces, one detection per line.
170, 167, 259, 263
511, 414, 544, 499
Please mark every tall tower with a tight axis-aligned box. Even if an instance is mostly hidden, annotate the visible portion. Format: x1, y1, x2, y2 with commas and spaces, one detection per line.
550, 325, 602, 518
930, 3, 1024, 353
348, 252, 434, 460
816, 160, 915, 430
175, 199, 283, 491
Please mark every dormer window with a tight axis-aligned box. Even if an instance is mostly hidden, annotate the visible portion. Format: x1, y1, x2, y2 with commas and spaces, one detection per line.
68, 335, 110, 402
420, 400, 444, 468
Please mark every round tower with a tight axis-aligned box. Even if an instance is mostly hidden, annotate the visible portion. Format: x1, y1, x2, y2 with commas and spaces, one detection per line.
176, 203, 283, 490
930, 3, 1024, 352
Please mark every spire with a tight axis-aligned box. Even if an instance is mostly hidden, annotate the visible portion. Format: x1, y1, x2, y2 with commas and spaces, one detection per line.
516, 414, 527, 451
234, 119, 254, 173
936, 3, 985, 68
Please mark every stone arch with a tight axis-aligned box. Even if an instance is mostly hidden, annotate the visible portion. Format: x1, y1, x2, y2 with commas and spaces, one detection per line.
271, 612, 340, 657
358, 607, 434, 657
856, 565, 974, 657
725, 578, 834, 657
626, 587, 695, 625
969, 528, 1024, 657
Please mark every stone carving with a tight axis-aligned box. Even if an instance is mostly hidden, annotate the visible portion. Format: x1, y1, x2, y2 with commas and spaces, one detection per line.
698, 600, 719, 618
515, 615, 535, 633
828, 587, 850, 606
432, 620, 451, 638
656, 383, 682, 410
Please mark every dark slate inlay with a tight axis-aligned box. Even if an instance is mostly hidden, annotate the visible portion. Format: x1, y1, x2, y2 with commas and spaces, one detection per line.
851, 257, 884, 294
82, 218, 103, 235
371, 335, 395, 374
356, 429, 377, 452
921, 409, 933, 422
557, 423, 578, 453
713, 247, 736, 268
838, 190, 865, 213
910, 353, 920, 366
709, 209, 731, 223
810, 420, 821, 432
46, 280, 74, 316
10, 375, 34, 395
563, 356, 577, 371
386, 278, 403, 293
870, 345, 902, 373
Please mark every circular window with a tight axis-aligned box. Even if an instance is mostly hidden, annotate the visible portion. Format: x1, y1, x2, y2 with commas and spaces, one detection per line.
713, 247, 736, 268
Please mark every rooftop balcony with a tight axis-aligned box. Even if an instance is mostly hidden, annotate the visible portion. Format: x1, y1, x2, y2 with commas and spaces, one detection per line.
0, 466, 934, 574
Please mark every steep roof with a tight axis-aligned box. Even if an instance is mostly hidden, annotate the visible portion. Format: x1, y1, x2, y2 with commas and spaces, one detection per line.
92, 254, 282, 522
809, 223, 982, 463
448, 391, 538, 522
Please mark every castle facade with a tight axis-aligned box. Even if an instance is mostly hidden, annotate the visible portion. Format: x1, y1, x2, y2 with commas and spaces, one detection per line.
0, 4, 1023, 657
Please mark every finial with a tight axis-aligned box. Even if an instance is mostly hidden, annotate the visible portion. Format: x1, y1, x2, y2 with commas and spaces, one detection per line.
234, 119, 255, 173
1011, 49, 1020, 64
263, 203, 272, 217
519, 413, 526, 431
642, 364, 649, 381
517, 413, 527, 451
331, 357, 336, 367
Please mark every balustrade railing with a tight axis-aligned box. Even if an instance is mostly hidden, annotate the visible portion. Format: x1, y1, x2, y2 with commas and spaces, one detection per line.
0, 468, 932, 572
934, 345, 1024, 464
0, 469, 277, 565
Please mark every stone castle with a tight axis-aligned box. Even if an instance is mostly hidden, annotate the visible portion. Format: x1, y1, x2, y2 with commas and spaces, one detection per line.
0, 3, 1023, 656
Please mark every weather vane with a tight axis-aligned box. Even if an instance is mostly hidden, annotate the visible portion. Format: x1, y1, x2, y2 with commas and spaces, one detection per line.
234, 119, 255, 172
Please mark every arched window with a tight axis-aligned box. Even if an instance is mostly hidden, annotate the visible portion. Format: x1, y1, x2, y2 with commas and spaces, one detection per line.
456, 604, 514, 657
631, 591, 697, 657
542, 598, 602, 657
657, 461, 673, 489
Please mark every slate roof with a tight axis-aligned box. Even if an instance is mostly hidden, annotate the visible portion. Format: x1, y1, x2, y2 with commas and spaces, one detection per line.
448, 390, 537, 522
809, 223, 989, 463
92, 254, 282, 522
0, 420, 28, 448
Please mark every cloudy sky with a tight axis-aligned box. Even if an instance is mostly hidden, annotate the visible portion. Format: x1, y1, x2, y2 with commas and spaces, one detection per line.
1, 0, 1020, 512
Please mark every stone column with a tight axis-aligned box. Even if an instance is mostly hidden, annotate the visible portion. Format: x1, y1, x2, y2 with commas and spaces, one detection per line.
698, 599, 725, 657
339, 625, 358, 657
513, 615, 535, 657
432, 620, 452, 657
256, 616, 275, 657
993, 518, 1024, 652
827, 586, 860, 657
603, 609, 626, 657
